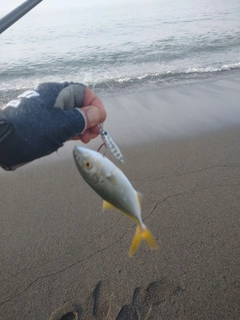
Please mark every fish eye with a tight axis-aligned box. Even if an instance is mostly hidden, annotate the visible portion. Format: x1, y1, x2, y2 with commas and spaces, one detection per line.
83, 159, 92, 169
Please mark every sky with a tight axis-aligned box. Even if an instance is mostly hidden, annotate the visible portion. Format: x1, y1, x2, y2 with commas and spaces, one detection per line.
1, 0, 142, 13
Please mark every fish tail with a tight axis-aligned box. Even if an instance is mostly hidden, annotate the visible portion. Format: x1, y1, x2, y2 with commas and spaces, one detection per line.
129, 224, 158, 257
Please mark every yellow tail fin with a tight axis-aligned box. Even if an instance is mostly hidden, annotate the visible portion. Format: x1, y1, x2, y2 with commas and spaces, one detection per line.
129, 225, 158, 257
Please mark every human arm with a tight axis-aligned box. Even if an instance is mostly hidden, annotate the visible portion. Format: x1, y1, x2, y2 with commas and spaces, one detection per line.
0, 82, 106, 170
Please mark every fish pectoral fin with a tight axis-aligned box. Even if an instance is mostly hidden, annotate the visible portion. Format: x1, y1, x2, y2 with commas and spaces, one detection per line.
102, 200, 117, 211
129, 225, 158, 257
106, 174, 118, 185
105, 171, 112, 178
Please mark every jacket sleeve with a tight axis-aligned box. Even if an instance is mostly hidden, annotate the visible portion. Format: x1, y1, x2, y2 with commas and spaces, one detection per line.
0, 82, 86, 170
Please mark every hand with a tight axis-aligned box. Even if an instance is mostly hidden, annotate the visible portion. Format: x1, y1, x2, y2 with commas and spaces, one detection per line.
74, 87, 107, 143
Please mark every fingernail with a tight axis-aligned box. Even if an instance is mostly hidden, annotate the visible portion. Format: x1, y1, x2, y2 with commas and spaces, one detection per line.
86, 107, 101, 126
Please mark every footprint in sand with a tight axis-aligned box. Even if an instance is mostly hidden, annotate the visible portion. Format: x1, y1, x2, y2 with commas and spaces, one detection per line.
116, 277, 181, 320
59, 312, 79, 320
49, 280, 113, 320
116, 304, 140, 320
84, 280, 113, 319
49, 304, 81, 320
49, 277, 181, 319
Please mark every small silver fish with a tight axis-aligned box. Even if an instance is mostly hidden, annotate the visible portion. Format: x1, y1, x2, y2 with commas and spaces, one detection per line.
73, 146, 157, 257
98, 123, 125, 164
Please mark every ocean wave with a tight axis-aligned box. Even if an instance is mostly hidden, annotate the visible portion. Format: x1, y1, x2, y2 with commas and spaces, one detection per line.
1, 61, 240, 98
88, 62, 240, 93
187, 62, 240, 73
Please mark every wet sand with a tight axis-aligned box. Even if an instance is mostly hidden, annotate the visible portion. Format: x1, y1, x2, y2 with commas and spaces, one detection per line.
0, 74, 240, 319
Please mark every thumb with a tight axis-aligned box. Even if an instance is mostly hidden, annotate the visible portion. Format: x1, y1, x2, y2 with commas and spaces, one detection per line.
80, 105, 102, 129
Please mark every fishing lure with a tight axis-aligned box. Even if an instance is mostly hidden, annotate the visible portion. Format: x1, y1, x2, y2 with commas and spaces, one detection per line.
98, 123, 125, 163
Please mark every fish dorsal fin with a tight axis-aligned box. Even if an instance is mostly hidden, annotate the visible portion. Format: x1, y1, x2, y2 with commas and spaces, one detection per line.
102, 200, 116, 211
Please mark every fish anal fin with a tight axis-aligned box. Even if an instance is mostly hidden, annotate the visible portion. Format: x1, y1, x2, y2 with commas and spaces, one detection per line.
102, 200, 116, 211
137, 192, 142, 210
129, 225, 158, 257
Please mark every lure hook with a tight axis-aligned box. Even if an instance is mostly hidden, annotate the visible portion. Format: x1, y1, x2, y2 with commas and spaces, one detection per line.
98, 123, 125, 164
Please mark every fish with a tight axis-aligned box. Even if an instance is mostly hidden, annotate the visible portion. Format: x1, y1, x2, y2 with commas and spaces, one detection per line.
73, 146, 158, 257
98, 123, 125, 164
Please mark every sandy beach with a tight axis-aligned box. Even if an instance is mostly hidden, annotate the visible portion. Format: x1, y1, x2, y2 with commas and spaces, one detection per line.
0, 73, 240, 319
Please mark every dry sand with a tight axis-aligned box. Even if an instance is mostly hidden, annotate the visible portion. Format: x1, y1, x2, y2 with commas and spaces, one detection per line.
0, 73, 240, 319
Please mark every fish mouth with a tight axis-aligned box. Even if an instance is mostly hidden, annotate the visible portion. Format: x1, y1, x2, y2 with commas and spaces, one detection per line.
73, 146, 79, 157
73, 146, 91, 162
73, 146, 84, 161
73, 145, 86, 155
73, 146, 79, 155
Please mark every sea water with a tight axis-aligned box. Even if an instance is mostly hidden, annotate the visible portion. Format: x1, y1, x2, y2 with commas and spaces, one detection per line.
0, 0, 240, 102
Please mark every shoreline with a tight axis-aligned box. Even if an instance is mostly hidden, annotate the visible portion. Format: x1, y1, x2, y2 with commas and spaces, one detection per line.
1, 68, 240, 108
